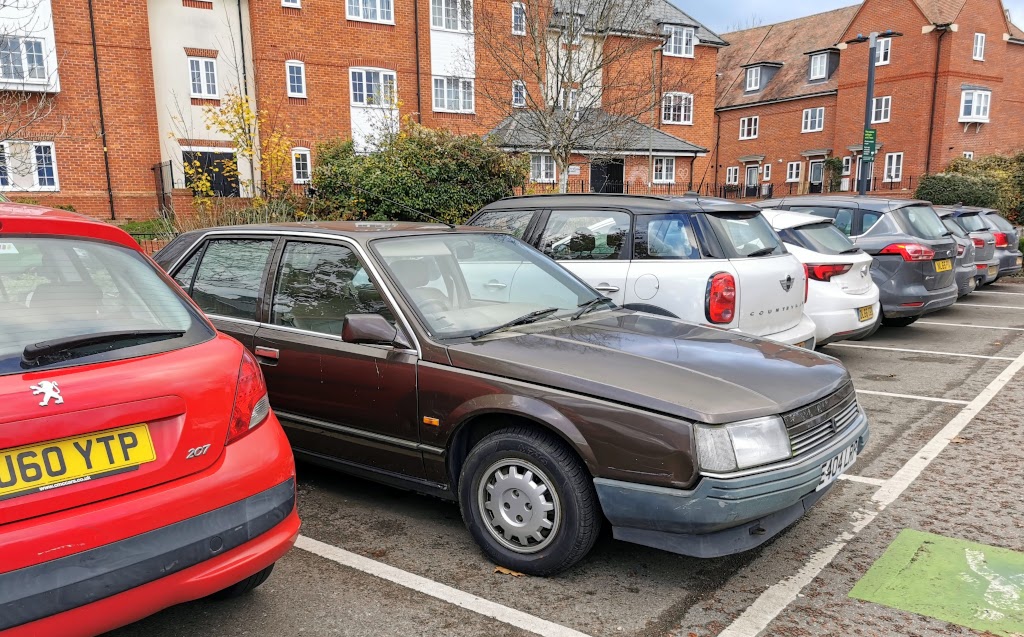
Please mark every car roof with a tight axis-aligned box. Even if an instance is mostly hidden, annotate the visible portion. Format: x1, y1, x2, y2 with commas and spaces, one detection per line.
759, 207, 832, 230
478, 193, 762, 215
185, 220, 505, 244
762, 195, 931, 212
934, 205, 993, 216
0, 203, 139, 250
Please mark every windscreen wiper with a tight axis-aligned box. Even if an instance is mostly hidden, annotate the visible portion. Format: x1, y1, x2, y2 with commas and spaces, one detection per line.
21, 330, 186, 368
470, 308, 559, 340
840, 247, 863, 255
745, 246, 778, 258
571, 297, 616, 320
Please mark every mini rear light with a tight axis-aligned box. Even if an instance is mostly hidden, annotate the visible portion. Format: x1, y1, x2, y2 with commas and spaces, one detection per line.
956, 244, 965, 256
803, 264, 809, 302
226, 348, 271, 445
972, 237, 985, 248
705, 272, 736, 324
879, 243, 936, 262
993, 232, 1009, 248
807, 263, 853, 282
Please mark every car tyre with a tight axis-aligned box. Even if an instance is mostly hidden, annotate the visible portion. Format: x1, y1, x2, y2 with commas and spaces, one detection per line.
459, 426, 600, 576
208, 564, 275, 600
882, 316, 919, 328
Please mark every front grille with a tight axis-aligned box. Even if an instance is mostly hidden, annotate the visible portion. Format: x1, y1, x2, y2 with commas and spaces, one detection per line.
783, 384, 861, 457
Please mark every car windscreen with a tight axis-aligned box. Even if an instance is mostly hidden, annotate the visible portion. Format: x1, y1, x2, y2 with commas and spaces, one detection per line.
782, 222, 858, 256
0, 236, 213, 375
941, 217, 967, 238
372, 233, 601, 340
957, 213, 988, 232
894, 205, 948, 240
984, 213, 1015, 233
701, 212, 784, 258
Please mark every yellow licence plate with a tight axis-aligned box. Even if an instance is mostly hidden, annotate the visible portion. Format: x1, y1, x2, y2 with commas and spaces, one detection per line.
990, 265, 999, 277
934, 259, 953, 273
0, 424, 156, 501
1017, 256, 1023, 266
858, 305, 875, 322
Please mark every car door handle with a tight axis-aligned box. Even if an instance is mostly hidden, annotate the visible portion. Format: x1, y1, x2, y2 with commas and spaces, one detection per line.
254, 346, 280, 361
485, 281, 508, 289
595, 284, 620, 292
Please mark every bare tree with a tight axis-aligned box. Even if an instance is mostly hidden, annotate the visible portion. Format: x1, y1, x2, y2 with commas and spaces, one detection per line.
471, 0, 711, 192
724, 14, 766, 33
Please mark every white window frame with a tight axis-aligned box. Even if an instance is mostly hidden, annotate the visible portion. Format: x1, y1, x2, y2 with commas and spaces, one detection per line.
802, 107, 825, 133
762, 163, 772, 181
286, 60, 306, 98
883, 152, 903, 183
786, 161, 802, 183
432, 76, 474, 113
653, 157, 675, 184
530, 154, 555, 183
0, 141, 10, 189
558, 87, 579, 111
842, 156, 852, 175
431, 0, 472, 32
871, 95, 891, 123
973, 33, 986, 61
739, 116, 759, 140
346, 0, 394, 24
349, 68, 397, 107
963, 151, 974, 160
291, 147, 311, 184
282, 0, 300, 7
188, 56, 218, 99
32, 141, 58, 191
512, 2, 526, 35
725, 166, 739, 185
745, 67, 760, 91
661, 92, 693, 125
512, 80, 526, 107
959, 89, 991, 123
875, 37, 891, 66
664, 25, 695, 58
809, 53, 827, 80
0, 36, 48, 84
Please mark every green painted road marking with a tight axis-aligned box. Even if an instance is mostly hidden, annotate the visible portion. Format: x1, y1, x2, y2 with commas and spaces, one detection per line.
850, 529, 1024, 636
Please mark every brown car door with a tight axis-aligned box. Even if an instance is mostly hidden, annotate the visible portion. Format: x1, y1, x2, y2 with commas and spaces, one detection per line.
253, 238, 423, 478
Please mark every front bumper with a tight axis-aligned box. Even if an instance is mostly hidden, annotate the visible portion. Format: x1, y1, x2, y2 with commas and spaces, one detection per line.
594, 410, 869, 558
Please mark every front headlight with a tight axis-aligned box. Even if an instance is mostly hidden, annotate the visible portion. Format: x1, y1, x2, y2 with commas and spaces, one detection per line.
695, 416, 792, 472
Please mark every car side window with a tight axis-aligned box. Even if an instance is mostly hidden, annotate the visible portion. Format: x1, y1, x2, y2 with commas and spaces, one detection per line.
539, 209, 630, 261
172, 248, 202, 292
860, 211, 882, 234
790, 206, 854, 236
190, 239, 274, 320
471, 209, 535, 239
271, 241, 395, 336
634, 214, 700, 260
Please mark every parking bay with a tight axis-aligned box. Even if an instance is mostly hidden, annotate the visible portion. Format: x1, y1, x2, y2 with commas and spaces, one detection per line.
107, 281, 1024, 637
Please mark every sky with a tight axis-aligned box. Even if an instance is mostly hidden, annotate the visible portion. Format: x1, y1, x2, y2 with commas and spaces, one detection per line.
681, 0, 1024, 35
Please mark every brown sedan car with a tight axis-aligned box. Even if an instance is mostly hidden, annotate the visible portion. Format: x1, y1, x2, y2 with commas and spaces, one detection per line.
155, 222, 869, 575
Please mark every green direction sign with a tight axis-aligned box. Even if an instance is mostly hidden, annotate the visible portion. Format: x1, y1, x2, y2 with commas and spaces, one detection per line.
862, 129, 878, 161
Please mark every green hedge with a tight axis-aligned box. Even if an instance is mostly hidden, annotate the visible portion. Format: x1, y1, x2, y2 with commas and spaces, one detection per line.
914, 173, 1001, 208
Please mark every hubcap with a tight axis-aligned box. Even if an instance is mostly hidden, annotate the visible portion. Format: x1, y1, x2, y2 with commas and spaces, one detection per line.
477, 459, 561, 554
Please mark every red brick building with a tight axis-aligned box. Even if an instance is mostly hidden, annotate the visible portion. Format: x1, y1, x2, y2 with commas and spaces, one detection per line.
713, 0, 1024, 199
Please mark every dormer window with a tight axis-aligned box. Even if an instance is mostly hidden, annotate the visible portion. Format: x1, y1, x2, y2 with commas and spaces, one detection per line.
810, 53, 827, 81
745, 67, 760, 91
664, 25, 695, 58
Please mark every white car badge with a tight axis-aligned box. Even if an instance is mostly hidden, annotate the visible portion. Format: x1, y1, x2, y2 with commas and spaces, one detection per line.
780, 275, 794, 292
30, 381, 64, 407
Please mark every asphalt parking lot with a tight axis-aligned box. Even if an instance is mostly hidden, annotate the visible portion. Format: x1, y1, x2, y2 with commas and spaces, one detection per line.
107, 280, 1024, 637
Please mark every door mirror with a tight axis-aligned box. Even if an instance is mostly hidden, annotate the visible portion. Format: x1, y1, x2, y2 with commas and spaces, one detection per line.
342, 314, 413, 349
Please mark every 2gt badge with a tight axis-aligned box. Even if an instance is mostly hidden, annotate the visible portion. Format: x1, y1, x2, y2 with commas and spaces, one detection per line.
30, 381, 63, 407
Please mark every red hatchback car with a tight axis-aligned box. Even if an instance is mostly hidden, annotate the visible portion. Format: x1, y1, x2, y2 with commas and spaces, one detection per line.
0, 205, 299, 636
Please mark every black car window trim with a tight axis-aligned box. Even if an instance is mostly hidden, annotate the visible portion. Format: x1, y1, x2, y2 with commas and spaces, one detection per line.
468, 208, 541, 242
534, 207, 635, 261
175, 234, 280, 325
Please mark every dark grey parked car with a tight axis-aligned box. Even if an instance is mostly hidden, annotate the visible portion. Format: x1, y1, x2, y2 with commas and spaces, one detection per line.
937, 208, 978, 297
938, 207, 1000, 285
956, 208, 1023, 280
758, 196, 958, 327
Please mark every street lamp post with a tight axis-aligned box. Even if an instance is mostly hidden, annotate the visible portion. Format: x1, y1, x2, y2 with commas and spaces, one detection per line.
844, 30, 902, 195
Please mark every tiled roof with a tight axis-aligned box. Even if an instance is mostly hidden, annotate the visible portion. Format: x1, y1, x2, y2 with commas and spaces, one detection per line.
716, 5, 859, 109
912, 0, 967, 24
552, 0, 726, 46
490, 109, 709, 155
1010, 19, 1024, 40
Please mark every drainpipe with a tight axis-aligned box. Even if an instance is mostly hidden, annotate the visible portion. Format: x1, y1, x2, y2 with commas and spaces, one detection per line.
688, 155, 695, 190
713, 110, 721, 191
87, 0, 116, 220
925, 24, 950, 174
238, 0, 256, 191
413, 0, 423, 122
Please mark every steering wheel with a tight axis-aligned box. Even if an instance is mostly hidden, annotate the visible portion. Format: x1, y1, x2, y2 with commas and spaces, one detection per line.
419, 298, 448, 314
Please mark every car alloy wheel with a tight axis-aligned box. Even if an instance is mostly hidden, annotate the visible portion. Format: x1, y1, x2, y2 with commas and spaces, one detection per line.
477, 458, 561, 554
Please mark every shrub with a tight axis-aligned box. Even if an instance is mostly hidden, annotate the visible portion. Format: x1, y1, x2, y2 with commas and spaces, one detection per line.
313, 121, 529, 224
914, 173, 1000, 208
944, 153, 1024, 215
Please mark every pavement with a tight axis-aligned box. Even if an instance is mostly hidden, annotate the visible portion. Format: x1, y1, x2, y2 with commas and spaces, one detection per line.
106, 279, 1024, 637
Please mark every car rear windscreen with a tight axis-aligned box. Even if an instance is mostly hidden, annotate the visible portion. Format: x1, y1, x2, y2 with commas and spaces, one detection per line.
702, 212, 784, 258
984, 213, 1015, 233
941, 217, 967, 239
894, 205, 948, 240
782, 222, 858, 256
957, 213, 988, 232
0, 237, 213, 375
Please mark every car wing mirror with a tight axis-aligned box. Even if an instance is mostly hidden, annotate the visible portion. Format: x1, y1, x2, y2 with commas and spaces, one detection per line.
342, 314, 413, 350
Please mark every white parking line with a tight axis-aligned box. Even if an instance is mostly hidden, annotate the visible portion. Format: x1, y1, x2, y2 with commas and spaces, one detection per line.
295, 535, 595, 637
837, 474, 886, 487
956, 303, 1024, 310
717, 349, 1024, 637
828, 343, 1016, 361
918, 321, 1024, 331
972, 290, 1024, 296
855, 389, 970, 405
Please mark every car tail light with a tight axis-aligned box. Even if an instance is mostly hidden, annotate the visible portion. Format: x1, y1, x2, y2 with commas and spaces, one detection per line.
705, 272, 736, 324
956, 243, 965, 256
879, 243, 936, 262
226, 348, 271, 445
807, 263, 853, 282
994, 232, 1009, 248
972, 237, 985, 249
977, 263, 988, 270
803, 264, 809, 302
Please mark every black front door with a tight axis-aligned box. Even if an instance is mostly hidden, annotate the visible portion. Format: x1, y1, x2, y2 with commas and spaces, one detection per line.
591, 159, 624, 193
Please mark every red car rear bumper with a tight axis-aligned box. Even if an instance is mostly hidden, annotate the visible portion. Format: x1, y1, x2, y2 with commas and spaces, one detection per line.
0, 414, 299, 636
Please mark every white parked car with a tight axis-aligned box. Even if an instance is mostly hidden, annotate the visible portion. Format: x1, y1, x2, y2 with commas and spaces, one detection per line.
469, 195, 818, 348
760, 209, 881, 346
